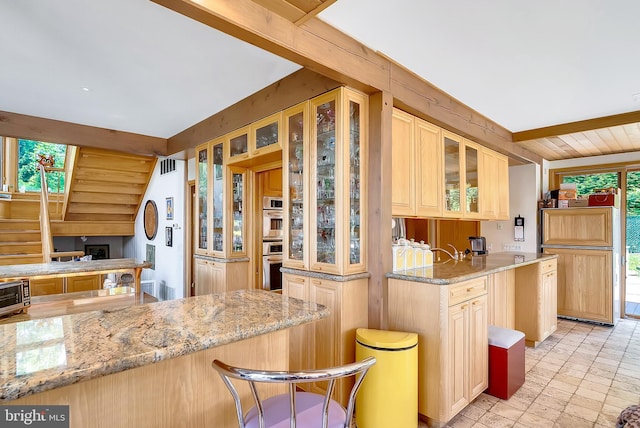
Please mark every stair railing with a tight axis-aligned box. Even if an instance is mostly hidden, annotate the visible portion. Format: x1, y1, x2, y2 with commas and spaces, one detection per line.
37, 157, 55, 263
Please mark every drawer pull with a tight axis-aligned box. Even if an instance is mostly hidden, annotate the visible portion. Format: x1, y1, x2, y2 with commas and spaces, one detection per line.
311, 280, 321, 285
292, 278, 305, 283
461, 304, 468, 310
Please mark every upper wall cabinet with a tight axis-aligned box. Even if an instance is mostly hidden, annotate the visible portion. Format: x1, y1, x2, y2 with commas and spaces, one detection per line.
391, 109, 443, 217
283, 87, 368, 275
392, 108, 509, 221
227, 113, 283, 166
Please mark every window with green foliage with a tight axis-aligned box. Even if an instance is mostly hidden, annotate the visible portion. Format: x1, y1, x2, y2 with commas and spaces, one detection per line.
561, 172, 618, 197
18, 139, 67, 192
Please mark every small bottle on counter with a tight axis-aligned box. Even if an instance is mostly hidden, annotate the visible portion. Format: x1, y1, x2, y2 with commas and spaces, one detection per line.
413, 240, 424, 268
422, 241, 434, 267
404, 239, 415, 270
392, 238, 407, 271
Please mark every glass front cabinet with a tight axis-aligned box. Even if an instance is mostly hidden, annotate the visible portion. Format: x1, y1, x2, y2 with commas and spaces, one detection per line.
284, 87, 367, 275
194, 139, 248, 258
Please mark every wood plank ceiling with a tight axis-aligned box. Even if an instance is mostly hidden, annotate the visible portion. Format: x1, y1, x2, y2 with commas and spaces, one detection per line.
513, 111, 640, 161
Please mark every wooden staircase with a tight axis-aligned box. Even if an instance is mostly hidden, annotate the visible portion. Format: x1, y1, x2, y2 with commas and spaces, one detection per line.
0, 147, 156, 265
0, 219, 44, 265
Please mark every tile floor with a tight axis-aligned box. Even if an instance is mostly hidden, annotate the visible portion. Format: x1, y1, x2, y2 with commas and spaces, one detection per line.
417, 318, 640, 428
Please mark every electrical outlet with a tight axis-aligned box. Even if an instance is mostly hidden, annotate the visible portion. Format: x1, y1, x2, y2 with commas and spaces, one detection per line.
497, 223, 502, 230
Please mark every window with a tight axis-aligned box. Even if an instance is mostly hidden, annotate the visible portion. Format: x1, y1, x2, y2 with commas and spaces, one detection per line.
17, 139, 67, 192
560, 172, 618, 196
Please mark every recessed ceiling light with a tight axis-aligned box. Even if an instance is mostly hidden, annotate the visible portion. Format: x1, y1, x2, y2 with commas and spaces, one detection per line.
633, 93, 640, 102
82, 87, 90, 92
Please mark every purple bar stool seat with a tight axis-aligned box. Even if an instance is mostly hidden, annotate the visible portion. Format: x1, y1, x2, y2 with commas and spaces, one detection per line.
212, 357, 376, 428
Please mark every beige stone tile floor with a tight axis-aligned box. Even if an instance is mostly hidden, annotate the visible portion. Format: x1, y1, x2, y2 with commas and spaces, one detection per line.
416, 318, 640, 428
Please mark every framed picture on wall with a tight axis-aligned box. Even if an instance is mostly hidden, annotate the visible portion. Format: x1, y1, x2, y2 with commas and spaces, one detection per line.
166, 197, 174, 220
166, 227, 173, 247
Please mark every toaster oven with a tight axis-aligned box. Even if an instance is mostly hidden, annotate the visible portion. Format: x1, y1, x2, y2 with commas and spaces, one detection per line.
0, 279, 31, 316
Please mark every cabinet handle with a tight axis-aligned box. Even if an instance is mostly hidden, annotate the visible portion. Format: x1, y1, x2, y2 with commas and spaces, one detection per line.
291, 277, 305, 283
460, 304, 468, 310
311, 280, 322, 285
472, 300, 479, 305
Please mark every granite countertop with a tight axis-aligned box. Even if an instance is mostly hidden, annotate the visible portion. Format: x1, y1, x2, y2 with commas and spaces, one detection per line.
387, 252, 558, 285
0, 258, 151, 279
0, 289, 328, 401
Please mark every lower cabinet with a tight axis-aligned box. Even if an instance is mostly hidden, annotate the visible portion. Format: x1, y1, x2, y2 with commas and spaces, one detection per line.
66, 275, 101, 293
30, 277, 64, 296
487, 269, 515, 329
388, 276, 488, 425
194, 258, 248, 295
282, 273, 368, 406
514, 258, 558, 347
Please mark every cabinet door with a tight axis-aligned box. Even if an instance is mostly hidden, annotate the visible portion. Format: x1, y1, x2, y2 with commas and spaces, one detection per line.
66, 275, 100, 293
391, 109, 415, 216
228, 167, 247, 257
415, 118, 443, 217
468, 295, 488, 399
251, 113, 282, 158
543, 208, 613, 247
463, 140, 480, 218
195, 144, 209, 253
545, 248, 612, 323
447, 302, 469, 417
30, 277, 64, 296
479, 149, 499, 220
343, 89, 367, 273
282, 274, 310, 372
542, 269, 558, 338
284, 103, 309, 269
194, 259, 225, 295
496, 154, 510, 220
211, 141, 225, 254
309, 279, 341, 395
226, 126, 250, 164
311, 91, 339, 272
442, 131, 463, 217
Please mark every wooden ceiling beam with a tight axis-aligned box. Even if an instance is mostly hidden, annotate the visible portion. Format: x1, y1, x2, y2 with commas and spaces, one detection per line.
513, 110, 640, 142
0, 111, 167, 156
153, 0, 544, 164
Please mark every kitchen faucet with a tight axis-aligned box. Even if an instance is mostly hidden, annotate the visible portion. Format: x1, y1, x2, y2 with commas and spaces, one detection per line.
431, 247, 457, 261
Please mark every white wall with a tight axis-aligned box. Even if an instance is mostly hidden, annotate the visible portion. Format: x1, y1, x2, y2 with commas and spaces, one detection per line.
481, 163, 540, 254
123, 158, 187, 300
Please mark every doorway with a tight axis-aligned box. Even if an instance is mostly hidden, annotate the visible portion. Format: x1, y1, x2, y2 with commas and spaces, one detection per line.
625, 170, 640, 317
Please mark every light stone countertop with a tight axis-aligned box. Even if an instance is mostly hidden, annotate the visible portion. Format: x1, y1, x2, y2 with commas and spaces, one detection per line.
0, 258, 151, 279
387, 252, 558, 284
0, 289, 328, 401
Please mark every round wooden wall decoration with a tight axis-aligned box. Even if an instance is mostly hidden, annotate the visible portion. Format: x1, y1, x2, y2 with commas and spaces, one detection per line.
143, 200, 158, 240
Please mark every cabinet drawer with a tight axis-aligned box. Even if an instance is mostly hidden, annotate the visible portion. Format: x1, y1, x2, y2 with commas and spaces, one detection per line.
540, 259, 557, 274
448, 277, 487, 306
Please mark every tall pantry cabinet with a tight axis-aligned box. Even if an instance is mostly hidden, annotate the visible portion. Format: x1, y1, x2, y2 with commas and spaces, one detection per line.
282, 87, 369, 406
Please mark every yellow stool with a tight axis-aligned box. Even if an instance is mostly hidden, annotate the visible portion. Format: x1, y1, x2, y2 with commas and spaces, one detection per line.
355, 328, 418, 428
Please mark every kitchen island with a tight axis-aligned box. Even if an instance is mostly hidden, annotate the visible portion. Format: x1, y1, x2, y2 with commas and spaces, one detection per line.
387, 252, 558, 427
1, 289, 328, 428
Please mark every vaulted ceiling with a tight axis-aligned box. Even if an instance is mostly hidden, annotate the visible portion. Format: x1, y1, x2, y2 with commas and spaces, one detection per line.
2, 0, 640, 162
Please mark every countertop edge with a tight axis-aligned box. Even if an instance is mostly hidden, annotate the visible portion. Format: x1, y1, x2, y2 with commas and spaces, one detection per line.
386, 253, 558, 284
0, 290, 329, 402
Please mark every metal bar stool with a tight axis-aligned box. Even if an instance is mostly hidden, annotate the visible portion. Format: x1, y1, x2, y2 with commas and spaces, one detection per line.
212, 356, 376, 428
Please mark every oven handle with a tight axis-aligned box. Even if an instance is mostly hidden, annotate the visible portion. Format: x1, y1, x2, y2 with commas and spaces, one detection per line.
264, 211, 283, 218
265, 257, 283, 262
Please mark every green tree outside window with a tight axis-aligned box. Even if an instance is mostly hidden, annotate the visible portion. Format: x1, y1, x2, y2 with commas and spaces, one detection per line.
18, 139, 67, 192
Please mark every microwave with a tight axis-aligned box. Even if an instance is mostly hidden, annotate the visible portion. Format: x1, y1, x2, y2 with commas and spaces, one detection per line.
0, 279, 31, 316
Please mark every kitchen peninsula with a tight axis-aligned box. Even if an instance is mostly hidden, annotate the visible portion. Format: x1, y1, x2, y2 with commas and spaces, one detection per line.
387, 252, 558, 426
1, 289, 328, 428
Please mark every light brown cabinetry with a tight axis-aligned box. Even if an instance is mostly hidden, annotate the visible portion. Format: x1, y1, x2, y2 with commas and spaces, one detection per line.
66, 275, 100, 293
282, 272, 368, 406
487, 269, 515, 329
543, 248, 613, 324
30, 277, 64, 296
391, 109, 443, 217
388, 276, 488, 425
283, 87, 367, 275
391, 108, 508, 220
543, 207, 613, 247
515, 259, 558, 347
194, 258, 248, 295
